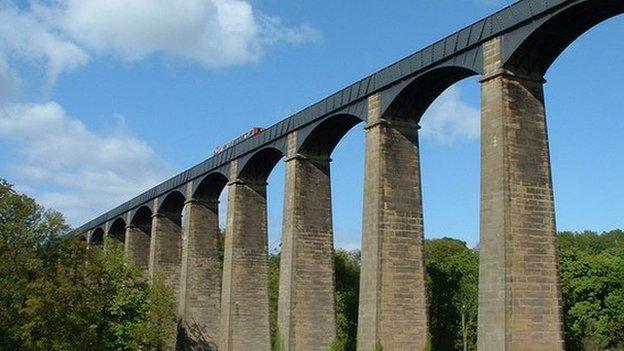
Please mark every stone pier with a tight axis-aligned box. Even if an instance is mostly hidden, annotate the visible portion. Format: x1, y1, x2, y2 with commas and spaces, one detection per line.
278, 133, 336, 350
179, 198, 222, 345
477, 37, 564, 351
219, 162, 271, 351
149, 211, 183, 299
357, 94, 429, 351
124, 224, 150, 270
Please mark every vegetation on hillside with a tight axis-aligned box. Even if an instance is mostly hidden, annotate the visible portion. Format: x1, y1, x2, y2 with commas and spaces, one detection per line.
267, 233, 624, 351
2, 178, 623, 351
0, 179, 176, 351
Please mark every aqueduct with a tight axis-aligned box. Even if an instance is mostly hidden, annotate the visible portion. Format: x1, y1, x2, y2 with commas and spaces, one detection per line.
76, 0, 624, 349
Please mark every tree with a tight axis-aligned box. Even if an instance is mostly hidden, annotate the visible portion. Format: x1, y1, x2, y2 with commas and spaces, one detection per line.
558, 230, 624, 351
269, 252, 282, 350
0, 178, 176, 351
332, 250, 360, 351
0, 179, 70, 350
425, 238, 478, 351
134, 273, 177, 351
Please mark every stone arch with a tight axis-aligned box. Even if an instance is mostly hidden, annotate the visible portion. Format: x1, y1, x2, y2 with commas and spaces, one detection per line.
298, 114, 363, 158
90, 227, 104, 246
381, 65, 479, 123
131, 206, 153, 234
125, 206, 152, 271
193, 172, 229, 202
237, 147, 285, 183
158, 191, 186, 226
504, 0, 624, 76
108, 217, 127, 244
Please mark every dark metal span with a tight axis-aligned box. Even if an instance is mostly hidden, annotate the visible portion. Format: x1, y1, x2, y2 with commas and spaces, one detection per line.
76, 0, 623, 235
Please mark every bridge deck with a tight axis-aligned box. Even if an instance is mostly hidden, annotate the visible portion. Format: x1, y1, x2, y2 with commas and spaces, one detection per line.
76, 0, 573, 233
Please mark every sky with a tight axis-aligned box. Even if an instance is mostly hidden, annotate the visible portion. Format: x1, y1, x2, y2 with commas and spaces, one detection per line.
0, 0, 623, 250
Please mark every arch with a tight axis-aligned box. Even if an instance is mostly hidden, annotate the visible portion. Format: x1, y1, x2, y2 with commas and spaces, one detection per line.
193, 172, 229, 202
90, 227, 104, 246
298, 114, 363, 158
238, 147, 285, 183
158, 191, 186, 226
131, 206, 153, 234
382, 66, 479, 123
108, 217, 127, 244
504, 0, 624, 76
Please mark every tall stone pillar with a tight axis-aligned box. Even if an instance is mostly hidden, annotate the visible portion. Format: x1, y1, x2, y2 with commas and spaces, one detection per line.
179, 199, 222, 345
478, 37, 564, 351
278, 133, 335, 350
149, 212, 182, 299
124, 224, 150, 270
219, 162, 271, 351
357, 94, 429, 351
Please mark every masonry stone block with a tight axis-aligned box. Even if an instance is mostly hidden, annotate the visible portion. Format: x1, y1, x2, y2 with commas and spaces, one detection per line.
179, 199, 222, 346
149, 213, 182, 300
477, 36, 564, 351
219, 162, 271, 351
357, 93, 429, 351
278, 132, 336, 351
124, 225, 150, 271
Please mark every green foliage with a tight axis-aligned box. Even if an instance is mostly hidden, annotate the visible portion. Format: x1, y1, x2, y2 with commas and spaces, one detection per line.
559, 230, 624, 351
333, 250, 360, 351
268, 249, 360, 351
269, 252, 281, 350
423, 336, 431, 351
374, 340, 383, 351
425, 238, 478, 351
0, 179, 70, 350
559, 230, 624, 254
0, 179, 176, 351
5, 177, 624, 351
272, 329, 286, 351
134, 273, 177, 351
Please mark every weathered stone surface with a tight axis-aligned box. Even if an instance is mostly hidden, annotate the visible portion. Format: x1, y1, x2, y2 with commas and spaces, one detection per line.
149, 212, 182, 299
124, 225, 150, 270
219, 161, 271, 351
357, 93, 429, 351
478, 36, 564, 351
278, 133, 335, 351
179, 199, 222, 346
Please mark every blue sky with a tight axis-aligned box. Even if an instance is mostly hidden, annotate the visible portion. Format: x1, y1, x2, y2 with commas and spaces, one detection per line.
0, 0, 622, 250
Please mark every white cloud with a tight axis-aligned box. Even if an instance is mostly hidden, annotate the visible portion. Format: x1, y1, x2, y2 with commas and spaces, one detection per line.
0, 102, 175, 225
0, 0, 320, 225
47, 0, 320, 66
420, 85, 480, 145
0, 0, 319, 92
0, 3, 89, 86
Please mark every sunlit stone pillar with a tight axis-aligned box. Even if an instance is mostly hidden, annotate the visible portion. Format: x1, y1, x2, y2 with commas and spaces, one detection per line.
278, 133, 335, 350
149, 210, 182, 299
179, 198, 222, 345
478, 36, 564, 351
219, 161, 271, 351
357, 93, 429, 351
124, 224, 150, 270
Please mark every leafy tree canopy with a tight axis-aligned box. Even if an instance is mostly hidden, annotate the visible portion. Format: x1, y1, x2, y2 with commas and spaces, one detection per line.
0, 179, 176, 351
